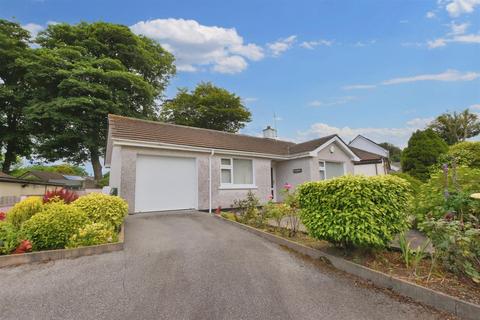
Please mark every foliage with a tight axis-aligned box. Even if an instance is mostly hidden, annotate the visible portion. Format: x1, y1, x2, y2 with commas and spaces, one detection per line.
220, 212, 236, 221
398, 232, 431, 276
43, 188, 79, 204
0, 212, 5, 221
66, 222, 117, 248
390, 172, 423, 195
0, 222, 20, 254
11, 164, 88, 177
97, 172, 110, 188
6, 196, 44, 228
232, 191, 263, 226
160, 82, 252, 133
0, 19, 34, 173
72, 193, 128, 228
378, 142, 402, 162
264, 201, 289, 228
437, 141, 480, 169
21, 202, 88, 250
22, 21, 175, 180
428, 109, 480, 145
421, 218, 480, 283
298, 175, 411, 248
401, 129, 448, 181
415, 167, 480, 225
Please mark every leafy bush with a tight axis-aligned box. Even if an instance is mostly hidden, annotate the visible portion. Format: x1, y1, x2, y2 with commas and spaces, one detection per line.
415, 167, 480, 226
390, 172, 423, 195
264, 202, 289, 228
21, 202, 88, 250
438, 141, 480, 169
6, 197, 44, 228
0, 222, 20, 254
43, 188, 78, 204
220, 212, 236, 221
67, 222, 118, 248
72, 193, 128, 229
232, 191, 263, 226
421, 218, 480, 283
298, 175, 411, 248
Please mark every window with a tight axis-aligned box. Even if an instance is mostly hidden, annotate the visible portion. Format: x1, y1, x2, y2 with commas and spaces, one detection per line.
221, 158, 254, 186
319, 161, 345, 180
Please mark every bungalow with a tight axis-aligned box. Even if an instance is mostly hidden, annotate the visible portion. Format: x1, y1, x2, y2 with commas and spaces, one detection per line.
105, 115, 387, 213
17, 170, 94, 190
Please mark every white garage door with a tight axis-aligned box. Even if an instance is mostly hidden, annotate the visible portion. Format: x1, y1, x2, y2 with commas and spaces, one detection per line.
135, 155, 197, 212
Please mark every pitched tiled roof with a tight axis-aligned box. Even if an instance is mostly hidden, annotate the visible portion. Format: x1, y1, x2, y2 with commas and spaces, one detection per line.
19, 170, 66, 181
287, 135, 338, 154
349, 146, 384, 163
108, 115, 295, 155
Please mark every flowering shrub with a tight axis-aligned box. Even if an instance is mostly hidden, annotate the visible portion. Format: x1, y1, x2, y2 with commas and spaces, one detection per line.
72, 193, 128, 229
21, 202, 88, 250
0, 222, 20, 255
0, 212, 5, 221
298, 175, 411, 248
67, 222, 118, 248
13, 240, 32, 254
232, 191, 262, 226
43, 188, 78, 204
6, 197, 44, 228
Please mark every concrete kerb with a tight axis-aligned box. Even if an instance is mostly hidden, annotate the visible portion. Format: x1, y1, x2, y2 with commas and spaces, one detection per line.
0, 224, 124, 268
215, 215, 480, 320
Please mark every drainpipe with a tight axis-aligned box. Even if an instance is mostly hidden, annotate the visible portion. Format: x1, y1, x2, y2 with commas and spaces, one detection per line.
209, 149, 215, 213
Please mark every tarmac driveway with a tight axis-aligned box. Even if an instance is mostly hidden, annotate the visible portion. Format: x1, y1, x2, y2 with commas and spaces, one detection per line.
0, 212, 444, 320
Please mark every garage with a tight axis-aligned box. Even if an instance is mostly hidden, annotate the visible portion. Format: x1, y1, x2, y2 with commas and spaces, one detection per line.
135, 155, 197, 212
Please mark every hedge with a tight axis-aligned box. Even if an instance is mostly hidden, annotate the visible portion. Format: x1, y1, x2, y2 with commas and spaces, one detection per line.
72, 193, 128, 229
297, 175, 411, 248
6, 197, 44, 228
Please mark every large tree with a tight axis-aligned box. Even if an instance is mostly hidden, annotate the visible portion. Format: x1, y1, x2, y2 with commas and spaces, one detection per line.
0, 20, 33, 173
428, 109, 480, 145
378, 142, 402, 162
23, 22, 175, 180
160, 82, 252, 133
401, 129, 448, 181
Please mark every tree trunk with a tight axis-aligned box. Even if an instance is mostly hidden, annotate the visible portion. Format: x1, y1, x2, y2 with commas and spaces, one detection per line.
89, 148, 103, 182
1, 141, 16, 173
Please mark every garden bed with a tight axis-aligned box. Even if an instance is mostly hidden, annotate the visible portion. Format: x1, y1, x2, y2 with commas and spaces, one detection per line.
227, 218, 480, 306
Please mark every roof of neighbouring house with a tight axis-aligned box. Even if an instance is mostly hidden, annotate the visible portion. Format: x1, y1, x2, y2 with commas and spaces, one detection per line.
0, 172, 14, 179
349, 146, 385, 164
107, 115, 360, 162
18, 170, 67, 181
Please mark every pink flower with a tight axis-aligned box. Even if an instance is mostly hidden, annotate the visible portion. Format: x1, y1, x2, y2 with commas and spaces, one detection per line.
267, 194, 273, 200
284, 183, 292, 191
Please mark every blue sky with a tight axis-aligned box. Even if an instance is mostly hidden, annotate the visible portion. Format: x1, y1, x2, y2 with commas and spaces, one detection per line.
2, 0, 479, 150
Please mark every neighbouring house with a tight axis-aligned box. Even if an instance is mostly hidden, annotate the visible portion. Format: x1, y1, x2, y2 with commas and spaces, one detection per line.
348, 135, 390, 176
106, 115, 391, 214
0, 172, 63, 210
18, 170, 91, 190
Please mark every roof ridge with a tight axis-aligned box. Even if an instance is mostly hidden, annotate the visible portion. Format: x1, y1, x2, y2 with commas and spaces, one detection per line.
108, 114, 295, 145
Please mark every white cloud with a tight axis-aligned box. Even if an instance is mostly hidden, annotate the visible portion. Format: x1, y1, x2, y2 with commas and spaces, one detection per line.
298, 117, 433, 147
243, 97, 258, 103
470, 103, 480, 110
381, 69, 479, 85
300, 39, 333, 49
353, 39, 377, 47
427, 38, 448, 48
22, 23, 45, 39
267, 35, 297, 56
426, 11, 437, 18
308, 96, 357, 107
130, 18, 264, 74
452, 33, 480, 43
342, 84, 377, 90
448, 22, 469, 35
446, 0, 480, 17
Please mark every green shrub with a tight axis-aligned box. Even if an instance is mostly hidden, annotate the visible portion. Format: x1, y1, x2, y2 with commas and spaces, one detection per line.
264, 202, 289, 228
298, 175, 411, 248
390, 172, 423, 195
6, 197, 44, 228
438, 141, 480, 169
415, 167, 480, 226
232, 191, 263, 226
21, 202, 88, 250
421, 218, 480, 283
67, 222, 118, 248
220, 212, 236, 221
72, 193, 128, 228
0, 222, 20, 254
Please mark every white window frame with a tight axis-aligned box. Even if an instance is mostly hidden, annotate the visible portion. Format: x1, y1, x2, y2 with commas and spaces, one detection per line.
319, 160, 345, 180
220, 157, 256, 189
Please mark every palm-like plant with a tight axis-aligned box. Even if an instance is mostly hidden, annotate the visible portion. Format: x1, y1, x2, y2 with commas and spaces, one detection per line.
429, 109, 480, 145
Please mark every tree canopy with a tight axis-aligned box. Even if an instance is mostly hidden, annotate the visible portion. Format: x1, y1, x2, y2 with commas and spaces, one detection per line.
160, 82, 252, 133
23, 22, 175, 180
0, 19, 34, 173
11, 164, 88, 177
401, 129, 448, 181
378, 142, 402, 162
428, 109, 480, 145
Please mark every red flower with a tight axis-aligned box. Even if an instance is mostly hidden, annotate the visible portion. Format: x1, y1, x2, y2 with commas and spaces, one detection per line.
0, 212, 5, 221
43, 188, 78, 204
13, 240, 32, 254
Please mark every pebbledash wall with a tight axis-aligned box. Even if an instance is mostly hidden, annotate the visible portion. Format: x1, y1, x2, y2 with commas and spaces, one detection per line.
109, 145, 272, 213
